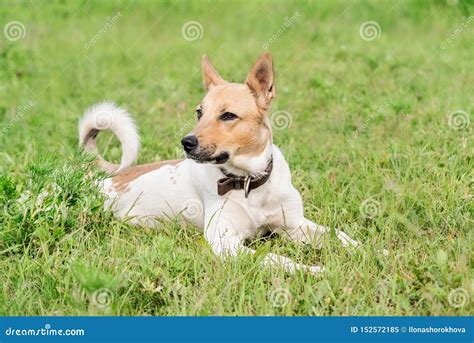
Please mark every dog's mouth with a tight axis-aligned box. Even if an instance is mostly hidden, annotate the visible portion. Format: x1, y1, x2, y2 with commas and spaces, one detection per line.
186, 150, 229, 164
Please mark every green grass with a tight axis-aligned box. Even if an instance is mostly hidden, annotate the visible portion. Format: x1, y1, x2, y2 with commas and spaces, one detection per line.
0, 0, 473, 316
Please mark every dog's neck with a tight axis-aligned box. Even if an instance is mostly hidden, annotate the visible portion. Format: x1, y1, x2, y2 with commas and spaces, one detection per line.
220, 142, 273, 178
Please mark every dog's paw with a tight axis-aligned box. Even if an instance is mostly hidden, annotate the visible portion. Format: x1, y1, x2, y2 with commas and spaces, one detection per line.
307, 265, 325, 275
336, 230, 359, 248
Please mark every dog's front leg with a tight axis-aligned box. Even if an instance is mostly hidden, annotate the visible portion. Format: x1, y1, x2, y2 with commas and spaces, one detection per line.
284, 218, 359, 249
260, 251, 324, 274
275, 189, 359, 249
204, 203, 323, 274
203, 204, 249, 259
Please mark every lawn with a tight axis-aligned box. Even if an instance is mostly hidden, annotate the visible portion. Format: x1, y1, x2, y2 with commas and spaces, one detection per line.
0, 0, 472, 316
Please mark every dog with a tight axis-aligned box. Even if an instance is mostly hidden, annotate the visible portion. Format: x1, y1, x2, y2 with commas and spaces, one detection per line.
79, 53, 358, 274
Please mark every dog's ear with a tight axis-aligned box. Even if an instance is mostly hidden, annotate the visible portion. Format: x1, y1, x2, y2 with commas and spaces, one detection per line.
245, 53, 275, 109
202, 55, 225, 90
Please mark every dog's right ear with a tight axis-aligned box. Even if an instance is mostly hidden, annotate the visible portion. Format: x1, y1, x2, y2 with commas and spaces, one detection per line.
202, 55, 225, 90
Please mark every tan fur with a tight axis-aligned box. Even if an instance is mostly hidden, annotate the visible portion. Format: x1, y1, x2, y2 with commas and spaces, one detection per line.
112, 159, 182, 192
245, 53, 275, 110
192, 54, 275, 161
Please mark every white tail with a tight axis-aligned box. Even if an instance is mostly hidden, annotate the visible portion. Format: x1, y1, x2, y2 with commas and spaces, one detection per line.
79, 101, 140, 172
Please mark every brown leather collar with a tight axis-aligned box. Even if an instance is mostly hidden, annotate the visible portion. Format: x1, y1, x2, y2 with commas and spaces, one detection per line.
217, 157, 273, 198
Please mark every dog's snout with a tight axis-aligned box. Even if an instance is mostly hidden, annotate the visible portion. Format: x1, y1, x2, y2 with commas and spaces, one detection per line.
181, 135, 199, 152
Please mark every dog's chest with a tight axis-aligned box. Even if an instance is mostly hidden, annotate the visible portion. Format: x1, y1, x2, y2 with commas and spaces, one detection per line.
230, 188, 288, 228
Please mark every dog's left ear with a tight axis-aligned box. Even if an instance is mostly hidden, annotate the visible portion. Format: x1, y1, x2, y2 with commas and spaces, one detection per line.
245, 53, 275, 109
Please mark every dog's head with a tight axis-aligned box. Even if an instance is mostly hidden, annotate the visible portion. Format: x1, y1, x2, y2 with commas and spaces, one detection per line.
181, 53, 275, 168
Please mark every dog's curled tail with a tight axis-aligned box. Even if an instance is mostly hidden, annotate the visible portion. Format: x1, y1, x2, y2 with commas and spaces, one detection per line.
79, 101, 140, 173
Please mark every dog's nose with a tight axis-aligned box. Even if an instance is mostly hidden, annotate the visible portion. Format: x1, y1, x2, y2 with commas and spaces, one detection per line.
181, 135, 199, 152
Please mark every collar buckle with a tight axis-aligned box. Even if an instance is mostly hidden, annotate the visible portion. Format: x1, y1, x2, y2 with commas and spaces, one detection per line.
217, 156, 273, 198
243, 176, 251, 198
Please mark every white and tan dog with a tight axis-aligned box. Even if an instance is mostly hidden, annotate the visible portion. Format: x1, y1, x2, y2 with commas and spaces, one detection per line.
79, 53, 358, 274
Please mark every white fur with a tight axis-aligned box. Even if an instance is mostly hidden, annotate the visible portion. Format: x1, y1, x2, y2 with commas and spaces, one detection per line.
79, 102, 140, 171
80, 103, 359, 274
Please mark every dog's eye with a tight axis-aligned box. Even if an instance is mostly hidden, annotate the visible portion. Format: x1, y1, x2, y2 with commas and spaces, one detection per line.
196, 108, 202, 120
219, 112, 238, 121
